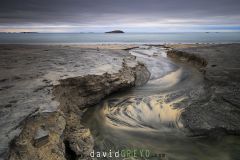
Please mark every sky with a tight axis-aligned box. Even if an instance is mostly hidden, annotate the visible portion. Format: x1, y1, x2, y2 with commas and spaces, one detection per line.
0, 0, 240, 32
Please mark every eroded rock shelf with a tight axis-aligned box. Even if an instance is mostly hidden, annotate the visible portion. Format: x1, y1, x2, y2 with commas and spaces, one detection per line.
6, 46, 150, 160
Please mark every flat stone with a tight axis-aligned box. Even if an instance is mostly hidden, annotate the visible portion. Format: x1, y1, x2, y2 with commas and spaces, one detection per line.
34, 128, 49, 147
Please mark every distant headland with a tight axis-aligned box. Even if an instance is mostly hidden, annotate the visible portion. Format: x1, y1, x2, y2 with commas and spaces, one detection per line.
105, 30, 124, 33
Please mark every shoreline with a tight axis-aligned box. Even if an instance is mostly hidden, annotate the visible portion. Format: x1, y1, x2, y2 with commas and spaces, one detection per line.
1, 43, 240, 159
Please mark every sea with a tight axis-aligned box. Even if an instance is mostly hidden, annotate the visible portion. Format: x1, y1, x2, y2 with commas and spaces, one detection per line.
0, 32, 240, 44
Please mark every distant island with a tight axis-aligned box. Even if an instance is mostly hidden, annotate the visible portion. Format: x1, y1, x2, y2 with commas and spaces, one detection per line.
105, 30, 124, 33
20, 32, 38, 34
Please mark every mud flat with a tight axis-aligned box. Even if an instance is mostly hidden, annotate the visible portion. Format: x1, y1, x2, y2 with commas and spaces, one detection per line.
0, 44, 240, 160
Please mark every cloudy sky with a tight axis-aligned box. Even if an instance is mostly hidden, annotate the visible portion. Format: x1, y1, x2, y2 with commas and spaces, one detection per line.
1, 0, 240, 32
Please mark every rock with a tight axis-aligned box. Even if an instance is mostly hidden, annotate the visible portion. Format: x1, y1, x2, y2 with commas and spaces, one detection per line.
54, 59, 150, 109
167, 44, 240, 136
105, 30, 124, 33
0, 44, 140, 158
8, 111, 66, 160
167, 49, 207, 67
33, 128, 49, 147
7, 53, 150, 160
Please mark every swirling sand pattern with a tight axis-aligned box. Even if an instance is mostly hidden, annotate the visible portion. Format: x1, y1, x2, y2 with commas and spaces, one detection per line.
104, 96, 184, 131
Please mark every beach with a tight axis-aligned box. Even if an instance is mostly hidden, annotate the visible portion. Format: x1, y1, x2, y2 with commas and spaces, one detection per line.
1, 44, 240, 160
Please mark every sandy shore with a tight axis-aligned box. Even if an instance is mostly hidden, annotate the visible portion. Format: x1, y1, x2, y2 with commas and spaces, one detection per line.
1, 43, 240, 159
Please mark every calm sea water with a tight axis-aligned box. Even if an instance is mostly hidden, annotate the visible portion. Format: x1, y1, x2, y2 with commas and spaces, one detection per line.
0, 32, 240, 44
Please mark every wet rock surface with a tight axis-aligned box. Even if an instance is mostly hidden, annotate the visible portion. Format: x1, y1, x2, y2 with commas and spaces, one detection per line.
167, 44, 240, 136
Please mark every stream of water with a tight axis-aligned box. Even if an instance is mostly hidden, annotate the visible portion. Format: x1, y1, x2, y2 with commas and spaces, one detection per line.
83, 46, 240, 160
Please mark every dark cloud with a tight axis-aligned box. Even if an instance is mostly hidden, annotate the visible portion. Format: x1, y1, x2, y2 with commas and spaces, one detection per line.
0, 0, 240, 31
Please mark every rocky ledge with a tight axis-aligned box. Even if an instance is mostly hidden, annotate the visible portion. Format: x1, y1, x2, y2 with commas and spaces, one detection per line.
7, 55, 150, 159
167, 44, 240, 136
0, 44, 144, 158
